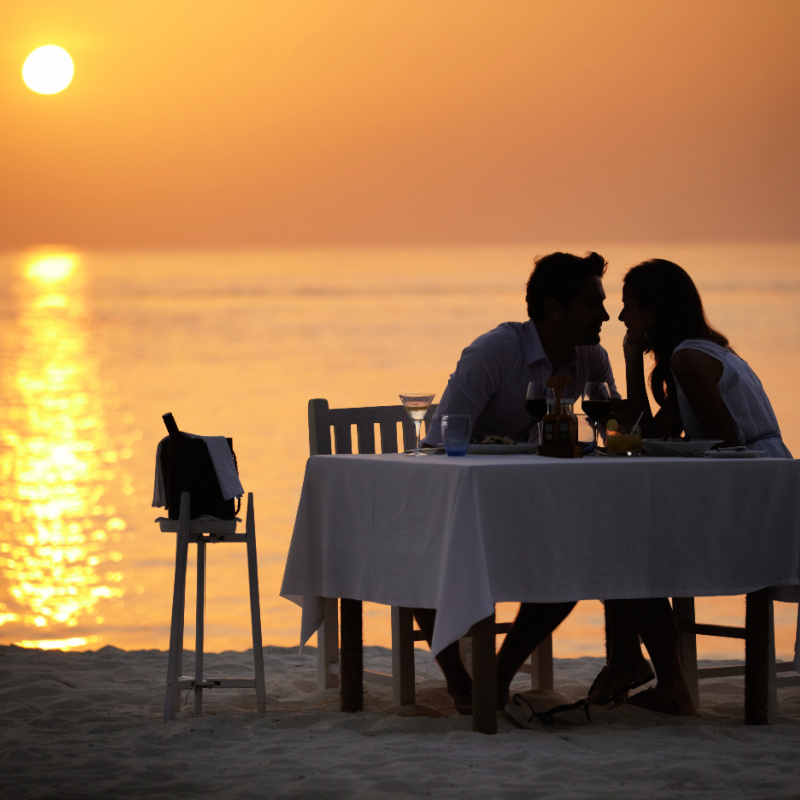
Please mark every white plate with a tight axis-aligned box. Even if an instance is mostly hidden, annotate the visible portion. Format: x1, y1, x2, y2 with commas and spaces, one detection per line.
698, 448, 766, 459
412, 444, 537, 455
467, 443, 538, 455
641, 439, 723, 457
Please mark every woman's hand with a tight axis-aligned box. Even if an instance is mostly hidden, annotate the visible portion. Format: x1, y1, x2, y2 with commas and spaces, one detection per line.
622, 332, 647, 362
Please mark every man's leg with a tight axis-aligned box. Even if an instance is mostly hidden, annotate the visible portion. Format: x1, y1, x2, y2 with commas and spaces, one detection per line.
496, 601, 576, 708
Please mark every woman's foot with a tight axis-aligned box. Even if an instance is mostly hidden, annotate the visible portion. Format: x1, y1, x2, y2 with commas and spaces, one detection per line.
497, 682, 511, 711
587, 660, 655, 705
626, 687, 697, 716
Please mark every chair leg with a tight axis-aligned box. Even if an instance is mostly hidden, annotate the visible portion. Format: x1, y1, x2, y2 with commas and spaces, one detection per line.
672, 597, 700, 710
391, 606, 416, 706
745, 588, 777, 724
194, 539, 206, 715
317, 597, 340, 690
165, 493, 191, 721
245, 493, 267, 713
529, 634, 554, 690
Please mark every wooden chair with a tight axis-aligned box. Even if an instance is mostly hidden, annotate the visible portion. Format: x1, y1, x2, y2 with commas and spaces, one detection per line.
161, 491, 266, 720
308, 397, 554, 706
674, 588, 800, 724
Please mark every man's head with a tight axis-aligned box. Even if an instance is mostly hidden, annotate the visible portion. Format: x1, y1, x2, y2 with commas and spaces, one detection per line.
526, 251, 609, 346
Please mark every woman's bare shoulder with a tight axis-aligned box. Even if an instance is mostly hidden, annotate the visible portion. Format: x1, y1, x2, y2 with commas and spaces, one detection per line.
670, 346, 723, 382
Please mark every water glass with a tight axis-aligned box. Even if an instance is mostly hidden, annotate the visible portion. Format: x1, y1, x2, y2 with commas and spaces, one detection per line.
576, 413, 596, 455
441, 414, 471, 457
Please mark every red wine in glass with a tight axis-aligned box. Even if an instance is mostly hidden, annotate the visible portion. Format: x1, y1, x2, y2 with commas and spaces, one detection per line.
525, 397, 548, 419
581, 399, 611, 422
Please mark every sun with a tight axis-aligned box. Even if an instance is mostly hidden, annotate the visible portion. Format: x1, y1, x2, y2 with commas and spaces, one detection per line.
22, 45, 74, 95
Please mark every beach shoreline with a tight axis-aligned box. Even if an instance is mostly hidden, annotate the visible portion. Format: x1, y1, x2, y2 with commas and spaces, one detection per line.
2, 644, 800, 798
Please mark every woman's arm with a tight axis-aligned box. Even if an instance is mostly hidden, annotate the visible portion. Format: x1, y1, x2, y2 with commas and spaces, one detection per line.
622, 334, 651, 417
670, 347, 739, 446
620, 334, 672, 436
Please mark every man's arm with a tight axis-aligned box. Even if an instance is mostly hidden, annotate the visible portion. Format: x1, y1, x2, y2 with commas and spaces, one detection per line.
423, 330, 511, 446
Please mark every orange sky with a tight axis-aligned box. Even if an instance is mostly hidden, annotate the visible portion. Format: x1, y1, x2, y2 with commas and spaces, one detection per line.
1, 0, 798, 249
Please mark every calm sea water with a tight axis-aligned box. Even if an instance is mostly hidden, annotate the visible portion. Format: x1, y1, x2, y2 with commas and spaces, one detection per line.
0, 242, 798, 659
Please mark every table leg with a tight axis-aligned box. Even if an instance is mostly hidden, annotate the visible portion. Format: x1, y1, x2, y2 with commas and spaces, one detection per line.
745, 588, 777, 724
340, 598, 363, 712
470, 611, 498, 734
194, 539, 206, 715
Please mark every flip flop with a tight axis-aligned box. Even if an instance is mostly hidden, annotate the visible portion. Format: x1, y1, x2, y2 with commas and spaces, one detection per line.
505, 693, 591, 729
587, 663, 655, 705
626, 688, 697, 716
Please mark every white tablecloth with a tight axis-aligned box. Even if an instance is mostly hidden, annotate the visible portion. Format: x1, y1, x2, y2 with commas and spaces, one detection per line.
281, 454, 800, 660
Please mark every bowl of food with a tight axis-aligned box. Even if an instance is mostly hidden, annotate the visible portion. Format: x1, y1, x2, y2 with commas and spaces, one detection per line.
641, 439, 724, 457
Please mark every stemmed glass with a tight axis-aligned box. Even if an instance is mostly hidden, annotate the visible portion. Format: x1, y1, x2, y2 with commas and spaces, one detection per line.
525, 380, 549, 446
580, 381, 611, 448
399, 393, 436, 456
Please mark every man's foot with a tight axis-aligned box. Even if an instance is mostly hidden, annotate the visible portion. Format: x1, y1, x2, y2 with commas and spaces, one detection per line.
587, 661, 655, 705
497, 683, 510, 711
626, 687, 697, 716
447, 680, 473, 714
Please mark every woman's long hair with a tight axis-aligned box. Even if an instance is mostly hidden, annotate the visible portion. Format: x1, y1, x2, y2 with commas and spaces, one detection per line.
623, 259, 729, 411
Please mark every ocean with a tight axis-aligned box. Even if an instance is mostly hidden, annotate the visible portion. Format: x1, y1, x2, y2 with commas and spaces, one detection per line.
0, 241, 798, 660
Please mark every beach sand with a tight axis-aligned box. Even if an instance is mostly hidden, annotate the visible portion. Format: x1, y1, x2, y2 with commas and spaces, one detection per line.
2, 644, 800, 799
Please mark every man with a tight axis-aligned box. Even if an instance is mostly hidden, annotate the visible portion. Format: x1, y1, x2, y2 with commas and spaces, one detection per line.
416, 251, 621, 712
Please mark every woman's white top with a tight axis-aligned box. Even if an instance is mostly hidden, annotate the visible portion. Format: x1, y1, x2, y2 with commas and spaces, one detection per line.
672, 339, 791, 458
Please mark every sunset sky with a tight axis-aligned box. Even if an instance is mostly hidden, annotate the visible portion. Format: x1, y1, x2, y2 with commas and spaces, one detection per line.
1, 0, 798, 249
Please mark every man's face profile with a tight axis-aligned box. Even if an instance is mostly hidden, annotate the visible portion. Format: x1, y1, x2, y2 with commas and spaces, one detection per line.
558, 275, 609, 346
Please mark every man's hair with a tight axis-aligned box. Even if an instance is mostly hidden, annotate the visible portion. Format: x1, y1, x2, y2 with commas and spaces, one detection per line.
526, 251, 607, 320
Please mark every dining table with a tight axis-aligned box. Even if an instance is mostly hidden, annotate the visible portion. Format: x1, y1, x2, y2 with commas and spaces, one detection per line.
280, 451, 800, 733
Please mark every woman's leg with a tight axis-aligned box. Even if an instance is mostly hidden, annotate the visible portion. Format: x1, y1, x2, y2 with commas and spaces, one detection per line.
587, 599, 655, 703
627, 597, 694, 708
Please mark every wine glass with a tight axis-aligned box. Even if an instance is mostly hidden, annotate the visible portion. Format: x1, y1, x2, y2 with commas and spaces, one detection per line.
525, 379, 549, 446
399, 393, 436, 456
580, 381, 611, 448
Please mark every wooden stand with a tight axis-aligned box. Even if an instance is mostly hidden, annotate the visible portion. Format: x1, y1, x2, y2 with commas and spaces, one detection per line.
161, 491, 266, 720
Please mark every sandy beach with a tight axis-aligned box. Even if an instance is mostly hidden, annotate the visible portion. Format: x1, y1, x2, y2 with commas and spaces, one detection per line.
2, 644, 800, 799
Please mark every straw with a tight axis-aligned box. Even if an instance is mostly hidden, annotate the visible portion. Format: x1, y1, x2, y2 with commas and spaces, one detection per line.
632, 411, 644, 432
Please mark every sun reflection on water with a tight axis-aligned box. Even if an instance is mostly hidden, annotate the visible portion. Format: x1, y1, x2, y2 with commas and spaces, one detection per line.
0, 251, 131, 649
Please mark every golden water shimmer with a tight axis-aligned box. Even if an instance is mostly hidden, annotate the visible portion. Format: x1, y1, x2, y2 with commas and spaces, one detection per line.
0, 252, 133, 649
1, 244, 799, 658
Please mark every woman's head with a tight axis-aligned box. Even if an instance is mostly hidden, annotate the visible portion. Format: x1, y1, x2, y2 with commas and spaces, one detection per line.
621, 259, 725, 353
621, 259, 728, 411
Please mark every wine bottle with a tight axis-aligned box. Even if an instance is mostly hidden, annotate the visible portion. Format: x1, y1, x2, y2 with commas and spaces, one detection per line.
162, 412, 180, 436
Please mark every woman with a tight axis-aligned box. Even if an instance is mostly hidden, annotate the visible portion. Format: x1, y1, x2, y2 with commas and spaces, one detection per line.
589, 259, 792, 715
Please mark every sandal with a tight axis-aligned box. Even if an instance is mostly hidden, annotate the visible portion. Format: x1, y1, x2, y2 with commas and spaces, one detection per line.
587, 663, 655, 705
505, 693, 591, 729
626, 688, 697, 716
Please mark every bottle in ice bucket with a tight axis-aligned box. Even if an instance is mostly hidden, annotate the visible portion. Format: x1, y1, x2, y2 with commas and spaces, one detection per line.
539, 376, 583, 458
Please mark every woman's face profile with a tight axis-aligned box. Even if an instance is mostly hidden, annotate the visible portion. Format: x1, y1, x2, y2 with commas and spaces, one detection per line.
618, 285, 654, 345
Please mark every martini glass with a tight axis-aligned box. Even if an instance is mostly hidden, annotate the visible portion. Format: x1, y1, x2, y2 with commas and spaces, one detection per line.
399, 393, 436, 456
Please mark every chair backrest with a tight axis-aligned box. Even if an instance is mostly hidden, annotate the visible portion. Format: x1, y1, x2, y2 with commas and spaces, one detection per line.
308, 398, 438, 456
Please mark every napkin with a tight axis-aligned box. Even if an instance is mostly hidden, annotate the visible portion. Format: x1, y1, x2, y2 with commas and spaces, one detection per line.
152, 434, 244, 508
